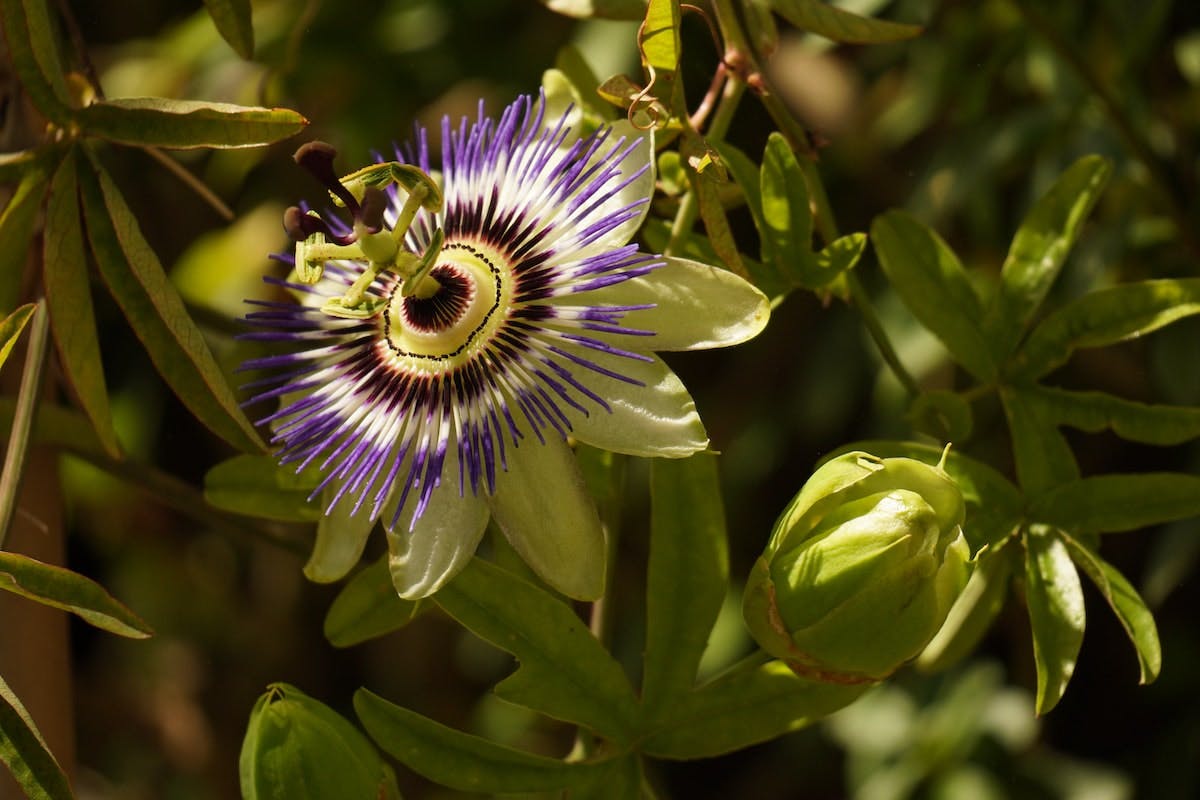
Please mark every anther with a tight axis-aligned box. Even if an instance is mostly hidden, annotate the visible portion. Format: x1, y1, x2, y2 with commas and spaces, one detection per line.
294, 141, 361, 215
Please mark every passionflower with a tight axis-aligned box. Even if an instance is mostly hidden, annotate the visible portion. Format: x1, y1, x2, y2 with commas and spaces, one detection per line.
242, 93, 768, 601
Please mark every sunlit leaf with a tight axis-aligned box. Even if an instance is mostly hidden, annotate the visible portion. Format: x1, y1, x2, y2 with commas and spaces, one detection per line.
202, 0, 254, 59
0, 0, 71, 123
640, 0, 681, 73
641, 660, 867, 759
1000, 387, 1079, 494
709, 141, 789, 295
760, 133, 813, 282
802, 231, 866, 290
918, 542, 1013, 672
78, 155, 266, 452
1023, 525, 1084, 715
687, 147, 747, 277
1027, 384, 1200, 446
241, 684, 400, 800
78, 98, 307, 149
1061, 533, 1160, 684
42, 151, 122, 458
433, 558, 639, 742
0, 551, 152, 638
1028, 472, 1200, 533
324, 557, 425, 648
355, 688, 607, 793
1014, 278, 1200, 379
984, 155, 1111, 362
770, 0, 922, 44
0, 674, 73, 800
204, 455, 321, 522
0, 169, 49, 314
871, 210, 997, 381
643, 454, 729, 718
0, 304, 36, 374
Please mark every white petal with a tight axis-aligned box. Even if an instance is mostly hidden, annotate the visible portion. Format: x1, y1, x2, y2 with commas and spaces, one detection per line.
303, 485, 376, 583
486, 436, 606, 600
561, 349, 709, 458
561, 256, 770, 351
384, 448, 491, 599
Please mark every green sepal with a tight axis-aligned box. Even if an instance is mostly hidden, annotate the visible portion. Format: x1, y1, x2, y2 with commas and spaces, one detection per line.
324, 557, 426, 648
917, 541, 1014, 672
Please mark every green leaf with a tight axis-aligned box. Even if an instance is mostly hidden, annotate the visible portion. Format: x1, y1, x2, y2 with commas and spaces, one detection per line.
202, 0, 255, 58
303, 485, 375, 583
0, 399, 104, 459
770, 0, 922, 44
802, 232, 866, 290
640, 0, 681, 73
354, 688, 607, 793
871, 210, 997, 381
241, 684, 400, 800
78, 98, 307, 149
760, 133, 813, 282
984, 156, 1111, 362
324, 557, 425, 648
78, 155, 265, 453
1027, 384, 1200, 446
539, 0, 648, 20
1023, 525, 1085, 714
0, 551, 152, 638
827, 440, 1022, 550
0, 304, 36, 374
641, 659, 868, 759
688, 156, 747, 277
643, 454, 729, 718
0, 0, 72, 124
1000, 387, 1079, 494
0, 674, 73, 800
42, 151, 122, 458
1061, 532, 1160, 684
918, 542, 1013, 672
433, 558, 639, 742
712, 140, 790, 295
204, 455, 321, 522
574, 754, 643, 800
1028, 473, 1200, 533
0, 149, 51, 184
1015, 278, 1200, 379
0, 168, 49, 314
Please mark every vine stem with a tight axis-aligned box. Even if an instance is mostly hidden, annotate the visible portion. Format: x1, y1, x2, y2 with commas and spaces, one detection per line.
0, 300, 49, 550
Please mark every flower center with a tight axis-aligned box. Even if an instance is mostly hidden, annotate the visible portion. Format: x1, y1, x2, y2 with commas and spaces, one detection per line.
384, 243, 506, 361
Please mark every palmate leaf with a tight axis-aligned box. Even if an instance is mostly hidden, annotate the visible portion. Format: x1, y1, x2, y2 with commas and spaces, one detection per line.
0, 305, 36, 374
1000, 386, 1079, 494
770, 0, 922, 44
760, 133, 814, 283
710, 140, 789, 296
871, 210, 998, 382
983, 155, 1111, 362
0, 0, 71, 124
42, 150, 122, 458
0, 674, 72, 800
433, 558, 640, 742
1013, 278, 1200, 379
202, 0, 254, 59
1061, 532, 1161, 684
0, 551, 152, 638
1028, 472, 1200, 534
0, 169, 49, 314
78, 153, 265, 453
324, 558, 425, 648
1022, 525, 1085, 715
640, 0, 681, 73
640, 660, 868, 759
354, 689, 609, 794
1026, 384, 1200, 446
77, 98, 307, 150
539, 0, 648, 20
643, 454, 729, 719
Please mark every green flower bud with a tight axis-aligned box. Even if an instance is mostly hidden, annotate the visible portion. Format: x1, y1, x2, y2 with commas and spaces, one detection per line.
743, 451, 970, 684
240, 683, 402, 800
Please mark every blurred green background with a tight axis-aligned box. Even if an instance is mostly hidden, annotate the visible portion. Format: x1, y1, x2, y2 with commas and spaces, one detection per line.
32, 0, 1200, 797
